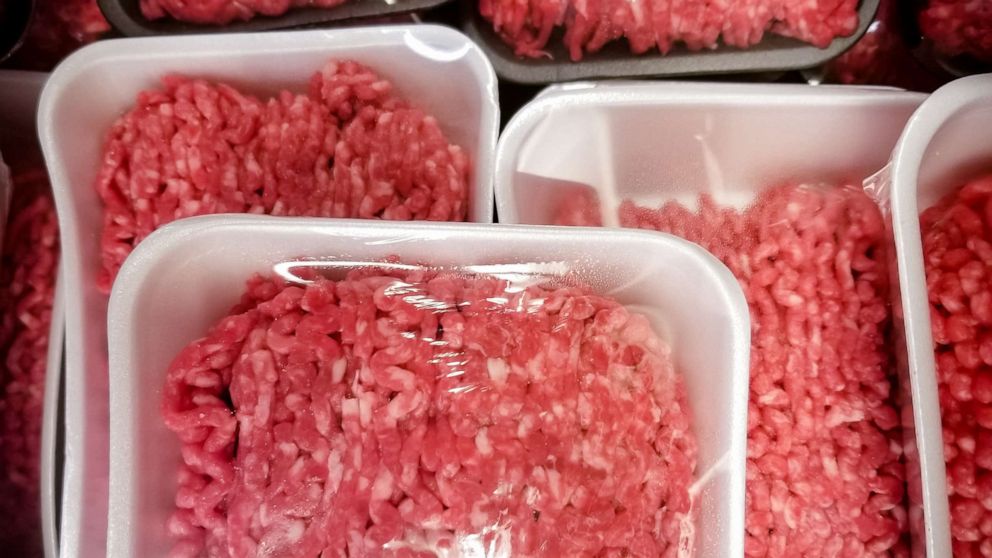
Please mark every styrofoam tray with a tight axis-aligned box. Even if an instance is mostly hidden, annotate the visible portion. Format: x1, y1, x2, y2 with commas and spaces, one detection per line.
37, 26, 498, 558
106, 216, 750, 557
0, 69, 63, 558
492, 81, 937, 554
889, 73, 992, 558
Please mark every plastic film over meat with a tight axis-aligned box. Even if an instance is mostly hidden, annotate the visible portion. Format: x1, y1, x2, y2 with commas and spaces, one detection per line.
160, 261, 700, 558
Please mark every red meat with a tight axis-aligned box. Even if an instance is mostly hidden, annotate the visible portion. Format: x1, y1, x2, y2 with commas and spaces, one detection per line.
6, 0, 109, 71
162, 268, 697, 557
919, 0, 992, 64
0, 175, 59, 558
95, 60, 470, 293
481, 0, 860, 61
140, 0, 349, 25
921, 172, 992, 557
555, 184, 909, 557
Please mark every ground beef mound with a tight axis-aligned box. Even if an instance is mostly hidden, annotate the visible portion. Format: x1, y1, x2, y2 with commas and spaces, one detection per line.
140, 0, 349, 24
920, 173, 992, 557
919, 0, 992, 64
555, 184, 908, 557
95, 60, 469, 292
161, 268, 697, 557
480, 0, 860, 61
0, 174, 59, 558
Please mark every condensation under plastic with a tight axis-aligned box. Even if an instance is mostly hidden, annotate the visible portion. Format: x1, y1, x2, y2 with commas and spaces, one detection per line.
105, 218, 749, 558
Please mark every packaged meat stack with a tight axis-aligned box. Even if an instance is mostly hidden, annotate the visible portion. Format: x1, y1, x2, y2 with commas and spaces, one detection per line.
39, 27, 497, 558
889, 74, 992, 558
104, 219, 749, 557
495, 82, 944, 556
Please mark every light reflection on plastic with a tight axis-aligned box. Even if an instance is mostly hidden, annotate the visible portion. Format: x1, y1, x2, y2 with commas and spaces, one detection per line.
272, 260, 421, 284
403, 31, 472, 63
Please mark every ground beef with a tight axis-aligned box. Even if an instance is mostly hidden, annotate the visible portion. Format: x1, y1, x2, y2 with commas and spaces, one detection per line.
480, 0, 860, 61
140, 0, 349, 24
919, 0, 992, 64
0, 173, 60, 558
162, 268, 697, 557
95, 60, 470, 293
920, 172, 992, 557
554, 184, 908, 556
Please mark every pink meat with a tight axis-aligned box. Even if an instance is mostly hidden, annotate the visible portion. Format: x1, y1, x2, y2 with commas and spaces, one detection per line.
481, 0, 860, 60
920, 173, 992, 557
555, 184, 909, 557
0, 176, 60, 558
918, 0, 992, 63
140, 0, 349, 25
95, 60, 469, 293
162, 268, 697, 557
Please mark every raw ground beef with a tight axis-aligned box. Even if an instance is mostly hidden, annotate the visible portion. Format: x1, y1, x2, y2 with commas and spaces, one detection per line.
140, 0, 348, 25
919, 0, 992, 64
920, 173, 992, 557
96, 60, 469, 292
162, 267, 697, 557
555, 184, 908, 556
480, 0, 860, 61
0, 172, 60, 558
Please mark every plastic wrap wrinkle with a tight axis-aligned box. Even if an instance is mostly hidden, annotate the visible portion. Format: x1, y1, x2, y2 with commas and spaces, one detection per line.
161, 263, 699, 557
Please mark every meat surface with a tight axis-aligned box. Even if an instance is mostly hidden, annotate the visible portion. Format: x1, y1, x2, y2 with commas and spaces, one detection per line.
919, 0, 992, 64
481, 0, 860, 61
920, 173, 992, 557
162, 268, 697, 557
96, 60, 469, 292
0, 175, 59, 558
554, 184, 909, 557
140, 0, 349, 24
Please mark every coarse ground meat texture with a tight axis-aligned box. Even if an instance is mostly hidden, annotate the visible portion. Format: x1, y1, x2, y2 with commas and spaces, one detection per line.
0, 175, 60, 558
162, 268, 697, 557
140, 0, 348, 25
919, 0, 992, 64
96, 60, 470, 293
920, 173, 992, 557
480, 0, 860, 61
554, 184, 908, 557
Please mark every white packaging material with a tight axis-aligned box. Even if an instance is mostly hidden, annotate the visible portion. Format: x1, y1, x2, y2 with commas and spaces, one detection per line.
889, 73, 992, 558
37, 26, 498, 558
0, 69, 62, 558
106, 216, 749, 557
494, 81, 932, 555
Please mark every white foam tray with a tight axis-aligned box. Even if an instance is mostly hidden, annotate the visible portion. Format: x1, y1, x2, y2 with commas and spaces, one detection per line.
37, 26, 498, 558
890, 73, 992, 558
0, 69, 63, 558
493, 81, 936, 555
106, 216, 750, 557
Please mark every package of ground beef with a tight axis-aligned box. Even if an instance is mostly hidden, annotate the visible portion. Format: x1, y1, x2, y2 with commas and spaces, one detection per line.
4, 0, 109, 71
0, 168, 60, 558
480, 0, 861, 61
95, 59, 470, 292
139, 0, 348, 24
554, 183, 909, 556
160, 265, 697, 557
918, 0, 992, 65
919, 172, 992, 557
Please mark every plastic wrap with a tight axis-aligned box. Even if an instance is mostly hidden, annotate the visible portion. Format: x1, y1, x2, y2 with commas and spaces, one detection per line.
494, 82, 935, 557
889, 74, 992, 558
0, 150, 10, 253
105, 217, 749, 557
38, 26, 498, 558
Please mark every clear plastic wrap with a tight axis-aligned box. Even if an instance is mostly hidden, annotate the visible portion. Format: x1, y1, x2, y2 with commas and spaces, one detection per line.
494, 82, 931, 557
889, 74, 992, 558
0, 150, 10, 253
39, 27, 498, 558
105, 217, 749, 558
